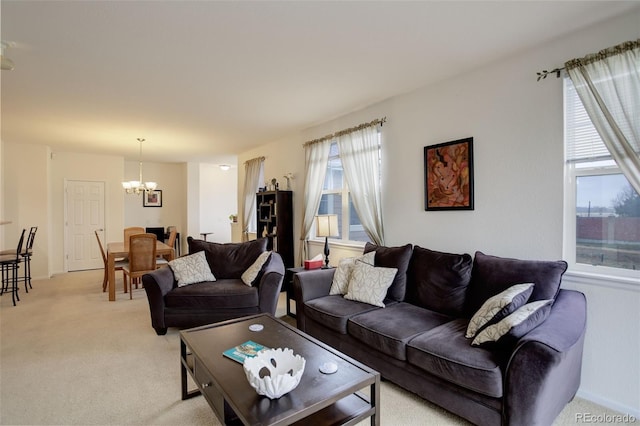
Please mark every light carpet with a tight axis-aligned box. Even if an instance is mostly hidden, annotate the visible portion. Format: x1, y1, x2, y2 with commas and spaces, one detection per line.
0, 270, 623, 425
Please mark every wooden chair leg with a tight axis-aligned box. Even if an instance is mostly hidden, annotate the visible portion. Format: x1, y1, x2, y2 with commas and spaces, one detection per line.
102, 268, 108, 292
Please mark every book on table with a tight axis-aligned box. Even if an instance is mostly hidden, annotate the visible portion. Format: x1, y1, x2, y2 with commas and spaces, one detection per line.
223, 340, 268, 364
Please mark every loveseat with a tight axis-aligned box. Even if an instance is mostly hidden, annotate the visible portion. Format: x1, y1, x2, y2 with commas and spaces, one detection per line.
142, 237, 284, 335
294, 243, 586, 426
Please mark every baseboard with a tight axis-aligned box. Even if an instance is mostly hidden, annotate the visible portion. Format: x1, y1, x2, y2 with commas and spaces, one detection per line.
576, 389, 640, 419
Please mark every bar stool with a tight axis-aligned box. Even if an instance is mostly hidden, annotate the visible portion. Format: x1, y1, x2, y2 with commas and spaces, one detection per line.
0, 226, 37, 293
0, 229, 26, 306
20, 227, 37, 292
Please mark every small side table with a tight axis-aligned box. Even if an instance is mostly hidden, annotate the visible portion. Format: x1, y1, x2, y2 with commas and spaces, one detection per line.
199, 232, 212, 241
285, 267, 306, 318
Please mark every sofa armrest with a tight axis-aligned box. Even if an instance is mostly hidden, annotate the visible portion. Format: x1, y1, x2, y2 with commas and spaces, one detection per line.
257, 252, 285, 315
504, 289, 587, 425
142, 267, 177, 335
293, 268, 336, 331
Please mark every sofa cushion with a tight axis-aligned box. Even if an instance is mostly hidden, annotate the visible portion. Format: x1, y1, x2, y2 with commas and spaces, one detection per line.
407, 246, 473, 317
304, 295, 382, 334
169, 251, 216, 287
241, 251, 272, 286
364, 242, 413, 302
407, 319, 507, 398
472, 299, 553, 347
347, 303, 452, 361
330, 251, 375, 295
188, 237, 268, 279
466, 251, 568, 316
165, 279, 259, 309
344, 261, 397, 307
465, 283, 534, 338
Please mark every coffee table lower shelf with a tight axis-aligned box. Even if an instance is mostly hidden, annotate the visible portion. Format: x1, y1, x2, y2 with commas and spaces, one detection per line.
181, 351, 376, 425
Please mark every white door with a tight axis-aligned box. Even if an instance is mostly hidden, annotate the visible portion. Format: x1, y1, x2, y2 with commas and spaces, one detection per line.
66, 180, 105, 271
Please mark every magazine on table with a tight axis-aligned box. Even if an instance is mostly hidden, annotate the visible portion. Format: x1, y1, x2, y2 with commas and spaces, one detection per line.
223, 340, 268, 364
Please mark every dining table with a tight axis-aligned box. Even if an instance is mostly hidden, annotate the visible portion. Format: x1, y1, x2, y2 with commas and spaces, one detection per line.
106, 240, 175, 301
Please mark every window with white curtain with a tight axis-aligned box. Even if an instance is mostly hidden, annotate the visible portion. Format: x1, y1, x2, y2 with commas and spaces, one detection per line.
247, 165, 264, 233
316, 135, 381, 244
564, 77, 640, 277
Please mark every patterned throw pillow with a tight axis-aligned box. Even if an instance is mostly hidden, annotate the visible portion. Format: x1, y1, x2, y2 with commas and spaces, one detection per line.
471, 299, 553, 346
465, 283, 534, 338
330, 251, 375, 295
344, 260, 398, 307
241, 251, 272, 286
169, 251, 216, 287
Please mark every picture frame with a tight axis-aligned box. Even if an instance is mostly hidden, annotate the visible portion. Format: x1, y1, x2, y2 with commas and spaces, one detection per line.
424, 137, 474, 211
143, 190, 162, 207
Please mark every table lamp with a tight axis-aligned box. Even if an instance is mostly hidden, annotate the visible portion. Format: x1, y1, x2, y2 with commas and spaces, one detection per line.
315, 215, 339, 268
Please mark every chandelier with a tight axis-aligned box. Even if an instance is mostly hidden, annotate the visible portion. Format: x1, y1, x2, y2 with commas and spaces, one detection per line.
122, 138, 157, 194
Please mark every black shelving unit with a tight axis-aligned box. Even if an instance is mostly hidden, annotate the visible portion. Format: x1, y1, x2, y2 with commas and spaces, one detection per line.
256, 190, 293, 269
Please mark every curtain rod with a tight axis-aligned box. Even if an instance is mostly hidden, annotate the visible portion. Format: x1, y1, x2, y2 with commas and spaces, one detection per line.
303, 117, 387, 147
243, 156, 265, 165
536, 39, 639, 81
536, 67, 564, 81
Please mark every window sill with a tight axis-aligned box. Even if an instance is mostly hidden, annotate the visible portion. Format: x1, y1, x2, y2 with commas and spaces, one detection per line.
563, 269, 640, 292
309, 238, 366, 250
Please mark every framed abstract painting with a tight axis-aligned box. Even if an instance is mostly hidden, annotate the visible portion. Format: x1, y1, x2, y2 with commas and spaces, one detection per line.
143, 190, 162, 207
424, 137, 474, 211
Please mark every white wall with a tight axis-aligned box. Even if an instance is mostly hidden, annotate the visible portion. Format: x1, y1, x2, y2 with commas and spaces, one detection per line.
1, 142, 50, 279
123, 160, 187, 252
238, 10, 640, 417
0, 139, 4, 246
50, 151, 125, 274
186, 162, 201, 243
238, 134, 304, 260
2, 144, 230, 274
179, 161, 239, 247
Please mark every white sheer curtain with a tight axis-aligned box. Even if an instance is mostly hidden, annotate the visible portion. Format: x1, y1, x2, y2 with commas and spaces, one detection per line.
298, 139, 331, 264
337, 125, 385, 245
241, 157, 264, 241
565, 39, 640, 193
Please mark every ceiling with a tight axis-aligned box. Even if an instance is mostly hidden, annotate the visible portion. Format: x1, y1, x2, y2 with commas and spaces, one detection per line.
1, 1, 637, 164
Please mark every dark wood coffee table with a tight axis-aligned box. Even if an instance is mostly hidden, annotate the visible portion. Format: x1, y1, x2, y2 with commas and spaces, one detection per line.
180, 313, 380, 425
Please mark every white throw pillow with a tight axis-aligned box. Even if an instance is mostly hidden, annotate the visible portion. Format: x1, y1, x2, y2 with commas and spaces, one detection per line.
465, 283, 534, 338
241, 251, 272, 286
329, 251, 375, 295
169, 251, 216, 287
471, 299, 552, 346
344, 260, 397, 307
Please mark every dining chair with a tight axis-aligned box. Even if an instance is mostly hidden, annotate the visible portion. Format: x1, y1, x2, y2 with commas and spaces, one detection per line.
123, 227, 145, 246
0, 229, 26, 306
123, 233, 157, 300
167, 225, 181, 256
155, 227, 177, 268
95, 230, 127, 293
122, 226, 144, 263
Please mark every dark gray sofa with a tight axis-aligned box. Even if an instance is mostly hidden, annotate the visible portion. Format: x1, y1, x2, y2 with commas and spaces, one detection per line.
294, 244, 586, 426
143, 237, 284, 335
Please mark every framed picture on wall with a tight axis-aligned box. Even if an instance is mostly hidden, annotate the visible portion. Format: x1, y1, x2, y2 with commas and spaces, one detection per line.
424, 137, 474, 211
143, 190, 162, 207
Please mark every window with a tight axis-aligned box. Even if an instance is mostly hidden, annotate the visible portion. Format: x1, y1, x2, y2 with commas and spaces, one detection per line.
316, 141, 377, 243
564, 77, 640, 277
